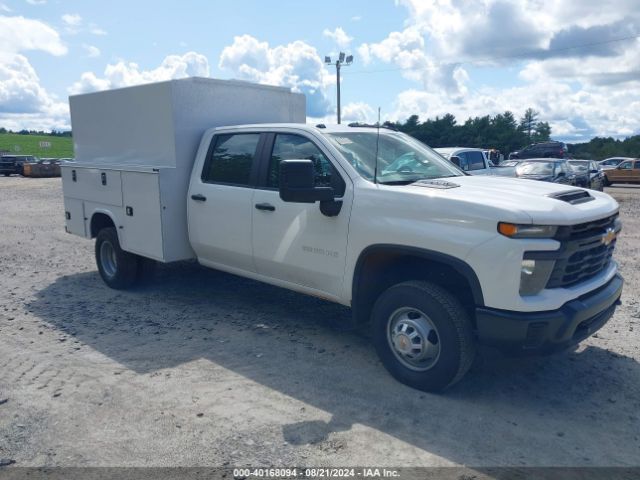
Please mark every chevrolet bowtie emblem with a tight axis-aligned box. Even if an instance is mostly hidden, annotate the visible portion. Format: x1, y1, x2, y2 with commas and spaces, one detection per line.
602, 228, 617, 246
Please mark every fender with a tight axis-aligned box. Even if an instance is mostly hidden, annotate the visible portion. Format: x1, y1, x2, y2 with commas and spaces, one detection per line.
352, 244, 485, 312
88, 208, 120, 241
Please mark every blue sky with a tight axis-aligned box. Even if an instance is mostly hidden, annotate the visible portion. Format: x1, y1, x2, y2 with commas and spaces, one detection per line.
1, 0, 639, 142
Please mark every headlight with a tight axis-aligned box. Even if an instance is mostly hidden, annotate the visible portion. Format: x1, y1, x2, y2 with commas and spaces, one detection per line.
498, 223, 558, 238
520, 259, 555, 296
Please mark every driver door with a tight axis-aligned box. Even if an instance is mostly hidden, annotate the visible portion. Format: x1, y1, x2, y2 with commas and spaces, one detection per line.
251, 132, 353, 298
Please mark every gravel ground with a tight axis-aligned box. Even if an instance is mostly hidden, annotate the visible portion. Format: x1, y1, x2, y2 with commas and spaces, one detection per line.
0, 177, 639, 467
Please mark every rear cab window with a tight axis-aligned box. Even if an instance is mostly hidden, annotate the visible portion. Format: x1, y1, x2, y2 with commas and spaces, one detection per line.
201, 133, 261, 186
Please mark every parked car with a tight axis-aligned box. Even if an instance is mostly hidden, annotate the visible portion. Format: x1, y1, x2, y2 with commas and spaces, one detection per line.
515, 158, 577, 185
603, 158, 640, 185
0, 155, 38, 176
599, 157, 634, 170
568, 159, 604, 191
434, 147, 514, 176
509, 141, 568, 160
61, 78, 623, 392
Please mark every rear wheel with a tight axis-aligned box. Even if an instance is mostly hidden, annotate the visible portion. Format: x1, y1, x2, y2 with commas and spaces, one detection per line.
95, 227, 140, 289
3, 173, 9, 177
371, 281, 476, 392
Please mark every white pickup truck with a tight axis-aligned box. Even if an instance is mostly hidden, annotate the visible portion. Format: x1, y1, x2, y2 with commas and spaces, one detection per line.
435, 147, 516, 177
62, 78, 624, 391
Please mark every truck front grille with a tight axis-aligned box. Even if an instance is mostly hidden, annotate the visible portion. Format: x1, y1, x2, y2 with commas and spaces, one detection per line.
546, 214, 619, 289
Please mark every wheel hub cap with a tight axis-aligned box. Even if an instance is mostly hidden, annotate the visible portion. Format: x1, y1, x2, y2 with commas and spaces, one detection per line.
387, 308, 440, 371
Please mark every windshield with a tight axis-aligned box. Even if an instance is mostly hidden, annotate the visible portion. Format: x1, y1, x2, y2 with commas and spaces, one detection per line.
568, 161, 588, 172
324, 131, 462, 184
517, 162, 554, 175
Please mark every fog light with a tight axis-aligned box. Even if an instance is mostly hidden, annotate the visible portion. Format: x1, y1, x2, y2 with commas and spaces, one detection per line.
520, 259, 555, 296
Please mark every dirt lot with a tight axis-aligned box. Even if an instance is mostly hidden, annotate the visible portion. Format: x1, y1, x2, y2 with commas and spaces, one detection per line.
0, 177, 639, 468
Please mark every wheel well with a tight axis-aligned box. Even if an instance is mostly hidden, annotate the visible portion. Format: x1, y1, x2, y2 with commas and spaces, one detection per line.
90, 213, 115, 238
352, 248, 483, 327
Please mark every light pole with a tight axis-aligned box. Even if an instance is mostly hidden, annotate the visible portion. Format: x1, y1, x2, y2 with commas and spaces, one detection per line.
325, 52, 353, 124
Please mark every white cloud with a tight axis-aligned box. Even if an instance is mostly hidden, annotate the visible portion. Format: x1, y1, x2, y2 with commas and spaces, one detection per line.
0, 55, 69, 130
0, 3, 11, 12
219, 34, 333, 117
25, 0, 46, 4
82, 44, 100, 58
357, 0, 640, 140
0, 15, 67, 56
89, 24, 107, 36
69, 51, 210, 94
61, 13, 82, 26
351, 16, 361, 22
323, 27, 353, 48
0, 16, 68, 130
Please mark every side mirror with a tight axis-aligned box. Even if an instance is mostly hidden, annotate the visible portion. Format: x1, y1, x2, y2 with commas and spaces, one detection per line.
279, 159, 334, 203
590, 169, 598, 174
450, 156, 462, 168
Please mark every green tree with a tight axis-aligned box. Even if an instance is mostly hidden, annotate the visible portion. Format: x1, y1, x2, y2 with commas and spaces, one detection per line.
533, 121, 551, 142
519, 108, 539, 143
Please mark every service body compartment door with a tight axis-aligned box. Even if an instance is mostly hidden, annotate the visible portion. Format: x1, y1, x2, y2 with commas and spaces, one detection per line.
120, 171, 164, 260
61, 166, 123, 206
63, 197, 86, 236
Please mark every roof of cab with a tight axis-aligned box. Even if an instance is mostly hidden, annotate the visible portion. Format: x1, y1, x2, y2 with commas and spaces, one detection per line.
211, 123, 389, 135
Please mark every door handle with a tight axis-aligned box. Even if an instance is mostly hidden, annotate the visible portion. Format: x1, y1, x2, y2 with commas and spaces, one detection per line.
191, 194, 207, 202
255, 203, 275, 212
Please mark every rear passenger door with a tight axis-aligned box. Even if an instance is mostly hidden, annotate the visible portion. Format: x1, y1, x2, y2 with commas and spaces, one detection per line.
188, 132, 263, 272
251, 132, 353, 298
609, 160, 632, 183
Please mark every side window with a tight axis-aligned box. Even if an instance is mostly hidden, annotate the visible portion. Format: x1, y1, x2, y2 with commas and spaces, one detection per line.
619, 161, 632, 170
202, 133, 261, 186
634, 161, 640, 170
267, 134, 345, 194
466, 151, 486, 171
456, 152, 469, 170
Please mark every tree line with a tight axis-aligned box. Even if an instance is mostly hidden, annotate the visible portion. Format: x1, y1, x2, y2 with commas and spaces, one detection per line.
0, 127, 72, 137
1, 116, 638, 160
383, 109, 638, 161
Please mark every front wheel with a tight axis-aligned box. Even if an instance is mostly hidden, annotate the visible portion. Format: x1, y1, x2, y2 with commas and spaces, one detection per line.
371, 281, 476, 392
95, 227, 140, 289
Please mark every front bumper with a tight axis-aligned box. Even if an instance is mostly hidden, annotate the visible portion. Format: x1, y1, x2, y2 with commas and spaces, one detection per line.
475, 273, 623, 354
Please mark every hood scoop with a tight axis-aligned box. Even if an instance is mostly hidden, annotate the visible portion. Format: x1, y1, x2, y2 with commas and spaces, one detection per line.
412, 179, 460, 189
548, 189, 594, 204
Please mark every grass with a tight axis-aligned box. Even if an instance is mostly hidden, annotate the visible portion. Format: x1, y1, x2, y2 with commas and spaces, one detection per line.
0, 133, 74, 159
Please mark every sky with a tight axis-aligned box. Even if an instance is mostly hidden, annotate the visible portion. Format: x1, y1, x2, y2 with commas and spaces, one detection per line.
0, 0, 639, 143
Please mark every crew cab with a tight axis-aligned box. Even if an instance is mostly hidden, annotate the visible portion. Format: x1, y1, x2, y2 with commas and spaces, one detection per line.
61, 78, 624, 392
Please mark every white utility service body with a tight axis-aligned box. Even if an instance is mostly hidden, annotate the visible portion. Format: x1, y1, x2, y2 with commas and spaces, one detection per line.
63, 78, 305, 262
61, 78, 623, 392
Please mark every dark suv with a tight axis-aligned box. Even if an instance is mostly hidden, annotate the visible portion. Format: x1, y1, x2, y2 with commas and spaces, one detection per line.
0, 155, 36, 176
509, 141, 568, 160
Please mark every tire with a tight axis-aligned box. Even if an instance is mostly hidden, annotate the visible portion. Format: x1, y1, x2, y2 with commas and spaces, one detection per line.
603, 177, 611, 187
95, 227, 140, 289
3, 173, 9, 177
371, 281, 476, 392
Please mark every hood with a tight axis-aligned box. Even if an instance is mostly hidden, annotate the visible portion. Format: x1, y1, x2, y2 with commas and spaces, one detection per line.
402, 175, 618, 225
517, 174, 552, 181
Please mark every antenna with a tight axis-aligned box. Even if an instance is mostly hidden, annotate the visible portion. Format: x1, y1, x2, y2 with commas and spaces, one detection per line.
373, 107, 381, 185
